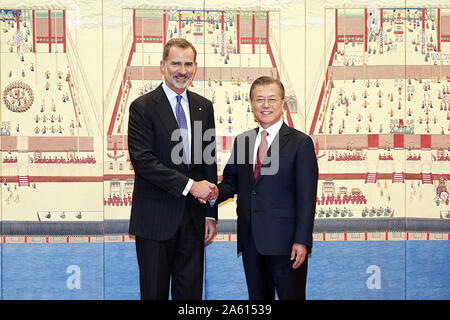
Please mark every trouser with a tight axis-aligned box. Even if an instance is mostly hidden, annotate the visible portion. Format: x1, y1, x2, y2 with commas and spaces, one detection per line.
242, 224, 308, 300
135, 208, 204, 300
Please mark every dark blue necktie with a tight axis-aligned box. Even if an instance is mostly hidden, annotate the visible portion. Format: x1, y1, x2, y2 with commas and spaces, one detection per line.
175, 95, 190, 166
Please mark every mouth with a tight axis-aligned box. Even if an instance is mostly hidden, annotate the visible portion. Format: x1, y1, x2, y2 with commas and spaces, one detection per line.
175, 75, 189, 82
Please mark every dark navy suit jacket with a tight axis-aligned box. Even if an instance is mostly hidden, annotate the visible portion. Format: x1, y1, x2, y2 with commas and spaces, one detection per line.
216, 122, 318, 255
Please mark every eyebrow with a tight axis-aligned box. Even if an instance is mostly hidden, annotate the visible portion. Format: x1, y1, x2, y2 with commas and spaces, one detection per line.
171, 61, 194, 65
255, 95, 278, 99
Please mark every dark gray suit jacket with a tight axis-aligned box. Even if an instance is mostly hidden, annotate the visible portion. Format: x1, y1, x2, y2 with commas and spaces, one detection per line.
128, 83, 217, 240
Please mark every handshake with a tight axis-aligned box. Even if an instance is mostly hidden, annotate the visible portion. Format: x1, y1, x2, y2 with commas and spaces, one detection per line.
189, 180, 218, 204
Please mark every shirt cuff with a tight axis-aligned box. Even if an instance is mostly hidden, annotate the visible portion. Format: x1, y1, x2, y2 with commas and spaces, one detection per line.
208, 198, 217, 206
182, 179, 194, 196
205, 217, 216, 221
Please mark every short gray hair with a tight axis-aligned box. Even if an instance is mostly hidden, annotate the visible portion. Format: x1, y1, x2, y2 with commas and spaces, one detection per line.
162, 38, 197, 62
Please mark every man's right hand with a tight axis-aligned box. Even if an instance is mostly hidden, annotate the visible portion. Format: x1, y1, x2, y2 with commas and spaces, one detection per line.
190, 180, 218, 204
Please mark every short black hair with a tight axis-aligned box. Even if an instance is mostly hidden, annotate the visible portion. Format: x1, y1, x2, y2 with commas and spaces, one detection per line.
249, 76, 285, 100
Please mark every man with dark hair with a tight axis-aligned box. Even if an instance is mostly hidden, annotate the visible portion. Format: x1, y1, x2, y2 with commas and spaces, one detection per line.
249, 76, 285, 100
128, 38, 218, 300
211, 76, 318, 300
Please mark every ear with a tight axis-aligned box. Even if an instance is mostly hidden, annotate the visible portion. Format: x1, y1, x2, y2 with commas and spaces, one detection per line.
192, 61, 198, 77
160, 60, 165, 75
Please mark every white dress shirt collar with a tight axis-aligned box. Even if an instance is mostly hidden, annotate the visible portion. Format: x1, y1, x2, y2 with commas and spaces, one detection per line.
161, 82, 191, 133
253, 118, 284, 167
161, 81, 192, 158
257, 118, 284, 139
162, 82, 188, 103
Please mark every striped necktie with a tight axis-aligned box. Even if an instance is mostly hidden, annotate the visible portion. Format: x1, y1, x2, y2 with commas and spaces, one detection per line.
175, 95, 190, 166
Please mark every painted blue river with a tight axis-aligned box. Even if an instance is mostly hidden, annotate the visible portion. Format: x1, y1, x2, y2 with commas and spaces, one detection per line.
0, 240, 449, 299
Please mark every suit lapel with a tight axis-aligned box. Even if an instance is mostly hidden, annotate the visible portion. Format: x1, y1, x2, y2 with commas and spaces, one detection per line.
247, 128, 258, 184
153, 84, 191, 169
152, 84, 180, 138
253, 122, 291, 186
277, 122, 291, 154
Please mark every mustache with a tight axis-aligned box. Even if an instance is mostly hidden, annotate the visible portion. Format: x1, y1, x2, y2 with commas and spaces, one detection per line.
173, 74, 191, 81
174, 73, 189, 78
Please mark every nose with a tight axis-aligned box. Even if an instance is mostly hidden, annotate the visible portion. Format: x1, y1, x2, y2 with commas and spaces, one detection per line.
262, 99, 271, 107
177, 64, 189, 75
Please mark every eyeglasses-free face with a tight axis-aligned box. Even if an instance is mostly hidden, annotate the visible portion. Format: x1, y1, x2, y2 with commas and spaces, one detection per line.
160, 46, 197, 95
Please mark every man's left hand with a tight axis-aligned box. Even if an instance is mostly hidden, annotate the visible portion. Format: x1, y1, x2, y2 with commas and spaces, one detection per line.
290, 243, 307, 269
204, 219, 217, 244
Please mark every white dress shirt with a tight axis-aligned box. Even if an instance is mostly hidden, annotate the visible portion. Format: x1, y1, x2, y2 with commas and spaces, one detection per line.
252, 118, 284, 168
162, 82, 193, 196
162, 83, 215, 221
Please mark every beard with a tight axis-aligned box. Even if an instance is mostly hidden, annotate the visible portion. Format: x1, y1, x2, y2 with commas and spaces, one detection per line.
164, 67, 192, 90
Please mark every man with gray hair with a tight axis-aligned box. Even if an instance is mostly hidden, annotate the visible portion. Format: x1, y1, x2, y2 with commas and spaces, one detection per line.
128, 38, 218, 300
